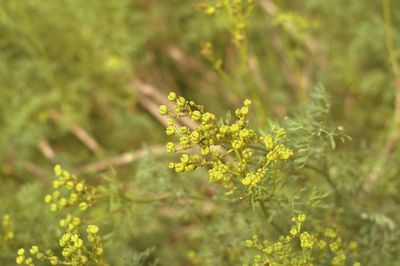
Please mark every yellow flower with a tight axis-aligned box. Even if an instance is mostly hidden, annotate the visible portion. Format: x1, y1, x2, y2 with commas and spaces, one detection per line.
79, 202, 89, 211
54, 165, 62, 176
29, 246, 39, 255
206, 6, 216, 15
16, 256, 24, 264
49, 256, 59, 265
166, 126, 175, 136
297, 214, 306, 222
300, 231, 315, 249
191, 110, 202, 120
87, 224, 100, 234
167, 92, 177, 101
95, 247, 104, 255
75, 182, 85, 192
166, 142, 176, 153
290, 226, 298, 236
159, 105, 169, 115
17, 248, 25, 256
177, 96, 186, 107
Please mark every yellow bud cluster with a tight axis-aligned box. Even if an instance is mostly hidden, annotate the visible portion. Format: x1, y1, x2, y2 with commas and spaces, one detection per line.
16, 246, 49, 266
44, 165, 96, 212
300, 231, 315, 249
208, 162, 229, 183
246, 213, 361, 266
59, 214, 81, 231
17, 220, 105, 266
195, 0, 254, 46
1, 214, 14, 247
267, 144, 294, 161
160, 92, 294, 197
241, 172, 263, 187
86, 224, 104, 256
172, 154, 202, 173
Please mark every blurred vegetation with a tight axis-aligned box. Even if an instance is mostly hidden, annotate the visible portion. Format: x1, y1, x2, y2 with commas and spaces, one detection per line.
1, 0, 400, 265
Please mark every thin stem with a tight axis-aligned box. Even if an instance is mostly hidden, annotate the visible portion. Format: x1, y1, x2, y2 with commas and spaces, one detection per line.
303, 163, 339, 206
121, 194, 172, 204
304, 164, 336, 192
233, 148, 242, 161
364, 0, 400, 190
383, 0, 399, 75
259, 201, 285, 234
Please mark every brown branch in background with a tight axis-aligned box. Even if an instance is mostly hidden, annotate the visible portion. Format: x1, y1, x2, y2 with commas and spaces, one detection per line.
24, 162, 50, 179
167, 46, 241, 106
78, 146, 166, 174
249, 53, 269, 94
364, 0, 400, 191
132, 79, 178, 128
69, 124, 104, 156
259, 1, 309, 101
138, 92, 171, 127
50, 111, 104, 156
364, 77, 400, 191
131, 79, 199, 130
167, 45, 216, 80
131, 79, 231, 163
365, 129, 399, 190
248, 52, 291, 116
259, 0, 278, 15
396, 77, 400, 118
133, 78, 171, 105
38, 139, 56, 161
259, 0, 327, 102
259, 0, 326, 67
270, 37, 299, 94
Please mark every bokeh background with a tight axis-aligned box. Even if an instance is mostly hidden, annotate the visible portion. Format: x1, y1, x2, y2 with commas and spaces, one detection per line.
1, 1, 400, 265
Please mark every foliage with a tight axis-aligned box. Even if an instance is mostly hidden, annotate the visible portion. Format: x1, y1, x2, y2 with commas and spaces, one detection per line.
1, 0, 400, 265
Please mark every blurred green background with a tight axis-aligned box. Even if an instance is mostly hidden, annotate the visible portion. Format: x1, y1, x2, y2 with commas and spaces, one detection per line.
1, 0, 400, 265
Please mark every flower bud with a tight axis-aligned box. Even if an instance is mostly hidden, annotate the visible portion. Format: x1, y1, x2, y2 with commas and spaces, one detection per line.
79, 202, 88, 211
191, 110, 202, 121
177, 97, 186, 107
87, 225, 99, 234
44, 194, 52, 203
29, 246, 39, 255
75, 182, 85, 192
180, 154, 190, 163
206, 6, 216, 15
159, 105, 169, 115
167, 92, 177, 101
166, 142, 176, 153
190, 131, 201, 143
174, 163, 185, 173
166, 126, 175, 136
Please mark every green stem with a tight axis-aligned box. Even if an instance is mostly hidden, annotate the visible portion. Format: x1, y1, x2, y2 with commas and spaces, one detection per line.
121, 193, 172, 204
304, 163, 340, 205
259, 201, 285, 234
383, 0, 399, 75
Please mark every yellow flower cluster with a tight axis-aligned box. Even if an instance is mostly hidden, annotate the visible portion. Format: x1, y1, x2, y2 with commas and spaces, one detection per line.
44, 165, 97, 212
16, 223, 105, 266
245, 214, 361, 266
195, 0, 254, 45
1, 214, 14, 248
17, 165, 107, 266
59, 214, 82, 231
160, 92, 293, 196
